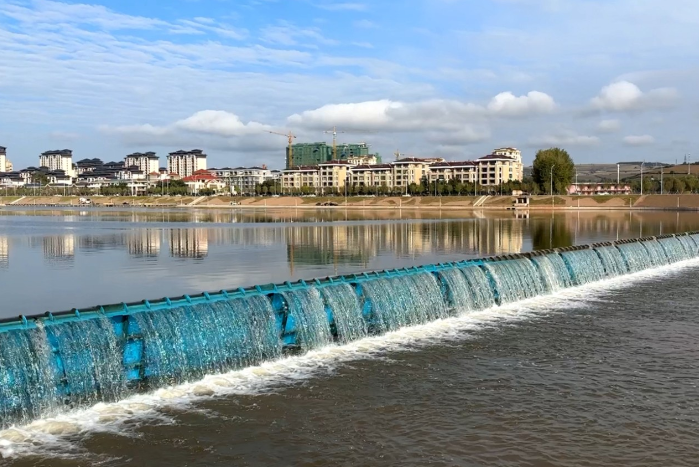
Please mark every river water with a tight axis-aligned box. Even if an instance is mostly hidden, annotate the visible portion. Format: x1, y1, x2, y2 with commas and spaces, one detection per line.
1, 207, 699, 465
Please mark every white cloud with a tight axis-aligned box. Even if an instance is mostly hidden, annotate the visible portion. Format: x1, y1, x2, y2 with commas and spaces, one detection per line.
287, 99, 484, 132
102, 110, 271, 138
597, 119, 621, 133
316, 2, 367, 11
590, 81, 678, 112
529, 130, 600, 147
623, 134, 655, 146
487, 91, 556, 117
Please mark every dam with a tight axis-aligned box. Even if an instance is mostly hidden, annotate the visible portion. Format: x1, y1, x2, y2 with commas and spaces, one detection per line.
1, 232, 699, 429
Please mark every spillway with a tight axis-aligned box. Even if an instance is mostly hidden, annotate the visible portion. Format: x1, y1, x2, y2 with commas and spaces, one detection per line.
1, 232, 699, 428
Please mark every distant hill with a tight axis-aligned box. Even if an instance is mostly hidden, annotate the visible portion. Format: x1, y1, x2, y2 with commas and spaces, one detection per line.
524, 163, 697, 182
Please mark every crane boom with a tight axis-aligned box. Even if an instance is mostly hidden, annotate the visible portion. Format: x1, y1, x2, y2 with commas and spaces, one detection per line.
268, 130, 297, 168
323, 126, 346, 161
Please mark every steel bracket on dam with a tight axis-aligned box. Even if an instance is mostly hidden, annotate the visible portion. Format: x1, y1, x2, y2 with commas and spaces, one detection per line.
1, 231, 699, 428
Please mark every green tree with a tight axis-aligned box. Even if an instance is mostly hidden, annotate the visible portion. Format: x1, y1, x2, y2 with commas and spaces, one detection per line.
532, 148, 575, 195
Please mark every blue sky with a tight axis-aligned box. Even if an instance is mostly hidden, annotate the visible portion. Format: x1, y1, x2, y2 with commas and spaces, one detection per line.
1, 0, 697, 169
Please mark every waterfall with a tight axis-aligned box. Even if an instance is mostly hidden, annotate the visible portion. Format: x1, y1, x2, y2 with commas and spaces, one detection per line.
676, 235, 697, 257
484, 259, 545, 304
283, 288, 333, 351
531, 254, 573, 291
640, 240, 668, 267
320, 284, 367, 344
459, 266, 496, 309
0, 326, 58, 426
658, 237, 689, 263
438, 268, 479, 312
594, 246, 628, 277
134, 295, 281, 386
3, 233, 699, 429
616, 242, 650, 273
559, 250, 606, 285
360, 273, 448, 334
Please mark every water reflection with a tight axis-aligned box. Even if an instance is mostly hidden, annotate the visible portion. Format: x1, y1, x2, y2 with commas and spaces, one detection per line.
170, 229, 208, 259
128, 229, 160, 258
42, 235, 75, 263
2, 210, 699, 316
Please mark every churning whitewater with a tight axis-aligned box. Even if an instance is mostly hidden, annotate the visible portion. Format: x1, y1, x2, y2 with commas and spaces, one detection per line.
1, 233, 699, 459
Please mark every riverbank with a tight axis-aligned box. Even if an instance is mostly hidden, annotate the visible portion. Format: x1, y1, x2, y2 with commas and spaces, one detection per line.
2, 194, 699, 210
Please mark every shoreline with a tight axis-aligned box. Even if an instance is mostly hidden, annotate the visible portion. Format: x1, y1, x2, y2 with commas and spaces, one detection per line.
2, 194, 699, 211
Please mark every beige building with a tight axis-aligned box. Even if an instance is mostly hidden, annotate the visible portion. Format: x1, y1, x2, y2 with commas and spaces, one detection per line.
391, 158, 432, 189
167, 149, 207, 177
348, 164, 394, 188
319, 161, 351, 191
428, 161, 478, 183
40, 149, 75, 177
476, 153, 523, 186
282, 166, 321, 192
125, 152, 160, 175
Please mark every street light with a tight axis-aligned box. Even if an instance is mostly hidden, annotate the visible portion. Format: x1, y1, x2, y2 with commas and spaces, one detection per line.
640, 162, 645, 195
550, 165, 555, 208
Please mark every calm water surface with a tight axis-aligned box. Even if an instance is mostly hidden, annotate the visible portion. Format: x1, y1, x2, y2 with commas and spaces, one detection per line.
0, 207, 697, 316
2, 207, 699, 466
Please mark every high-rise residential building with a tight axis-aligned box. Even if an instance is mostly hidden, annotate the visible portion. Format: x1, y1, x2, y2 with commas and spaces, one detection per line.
167, 149, 207, 177
0, 147, 6, 173
125, 152, 159, 175
39, 149, 75, 177
475, 148, 524, 186
286, 142, 374, 168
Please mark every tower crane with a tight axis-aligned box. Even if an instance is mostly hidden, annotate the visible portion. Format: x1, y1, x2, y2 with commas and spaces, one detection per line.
268, 130, 297, 168
323, 126, 346, 161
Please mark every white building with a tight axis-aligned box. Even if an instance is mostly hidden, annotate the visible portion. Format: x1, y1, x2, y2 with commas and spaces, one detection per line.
0, 146, 5, 173
212, 166, 274, 194
40, 149, 75, 177
125, 152, 159, 175
167, 149, 207, 177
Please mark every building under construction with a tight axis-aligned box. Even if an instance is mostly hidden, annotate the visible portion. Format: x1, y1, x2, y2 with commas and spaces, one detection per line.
286, 142, 379, 168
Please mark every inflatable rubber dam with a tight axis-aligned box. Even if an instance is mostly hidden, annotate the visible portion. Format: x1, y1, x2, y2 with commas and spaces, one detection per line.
2, 232, 699, 428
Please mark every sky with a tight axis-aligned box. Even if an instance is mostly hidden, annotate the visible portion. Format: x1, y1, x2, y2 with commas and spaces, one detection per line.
1, 0, 698, 170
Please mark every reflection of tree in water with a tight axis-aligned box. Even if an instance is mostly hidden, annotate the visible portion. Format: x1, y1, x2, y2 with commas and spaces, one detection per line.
531, 217, 573, 250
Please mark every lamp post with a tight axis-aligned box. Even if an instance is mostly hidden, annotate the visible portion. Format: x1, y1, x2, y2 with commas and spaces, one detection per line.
640, 162, 645, 195
550, 164, 555, 208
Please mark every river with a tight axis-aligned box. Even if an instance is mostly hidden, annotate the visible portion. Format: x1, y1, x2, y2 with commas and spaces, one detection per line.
1, 207, 698, 466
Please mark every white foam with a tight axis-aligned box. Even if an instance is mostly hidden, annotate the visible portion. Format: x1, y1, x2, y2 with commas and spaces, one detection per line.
2, 257, 698, 459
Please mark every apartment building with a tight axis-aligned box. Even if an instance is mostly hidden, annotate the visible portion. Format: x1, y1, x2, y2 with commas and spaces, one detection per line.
0, 147, 6, 173
428, 161, 478, 183
476, 153, 523, 186
167, 149, 207, 177
281, 166, 321, 191
392, 158, 432, 189
348, 164, 394, 188
212, 166, 274, 194
319, 161, 351, 191
39, 149, 75, 177
125, 152, 159, 175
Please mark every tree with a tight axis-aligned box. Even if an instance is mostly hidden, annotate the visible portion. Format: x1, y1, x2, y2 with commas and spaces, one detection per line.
532, 148, 575, 195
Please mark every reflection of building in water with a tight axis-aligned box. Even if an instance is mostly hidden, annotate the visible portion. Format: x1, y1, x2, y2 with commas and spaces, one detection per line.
467, 219, 524, 256
207, 227, 284, 247
0, 236, 8, 267
285, 220, 525, 269
78, 234, 127, 252
127, 229, 161, 257
170, 229, 208, 258
43, 235, 75, 262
